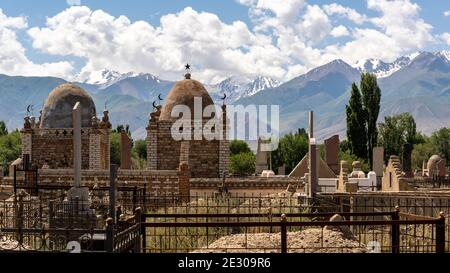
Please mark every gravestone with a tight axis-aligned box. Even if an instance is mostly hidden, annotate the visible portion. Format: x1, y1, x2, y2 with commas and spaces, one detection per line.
372, 147, 384, 177
67, 102, 90, 205
120, 130, 133, 169
438, 159, 446, 177
402, 143, 413, 177
278, 164, 286, 175
255, 138, 268, 174
324, 135, 340, 175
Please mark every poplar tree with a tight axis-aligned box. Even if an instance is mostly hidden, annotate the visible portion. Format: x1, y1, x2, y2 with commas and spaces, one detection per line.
346, 83, 367, 159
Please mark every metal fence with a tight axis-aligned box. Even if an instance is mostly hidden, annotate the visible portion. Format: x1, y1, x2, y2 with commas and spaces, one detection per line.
141, 209, 446, 253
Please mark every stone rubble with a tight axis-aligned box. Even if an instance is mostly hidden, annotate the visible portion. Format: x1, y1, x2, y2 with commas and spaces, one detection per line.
193, 227, 368, 253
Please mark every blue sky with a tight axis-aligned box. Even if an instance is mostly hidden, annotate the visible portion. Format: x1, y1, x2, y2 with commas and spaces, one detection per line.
0, 0, 449, 83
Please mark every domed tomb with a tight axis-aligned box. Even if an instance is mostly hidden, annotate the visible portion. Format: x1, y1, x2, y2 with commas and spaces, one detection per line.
427, 154, 443, 172
159, 77, 214, 121
40, 83, 96, 128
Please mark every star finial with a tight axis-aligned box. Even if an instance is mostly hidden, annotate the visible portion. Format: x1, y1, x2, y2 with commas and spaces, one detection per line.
184, 63, 191, 79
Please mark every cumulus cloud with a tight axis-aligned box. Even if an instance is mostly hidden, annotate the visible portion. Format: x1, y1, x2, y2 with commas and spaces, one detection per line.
330, 25, 350, 37
323, 3, 367, 24
444, 11, 450, 17
367, 0, 434, 49
0, 9, 73, 78
28, 6, 286, 83
440, 33, 450, 46
67, 0, 81, 6
297, 5, 332, 44
0, 1, 443, 82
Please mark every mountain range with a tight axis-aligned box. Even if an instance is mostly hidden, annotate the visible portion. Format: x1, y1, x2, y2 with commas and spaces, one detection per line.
0, 50, 449, 141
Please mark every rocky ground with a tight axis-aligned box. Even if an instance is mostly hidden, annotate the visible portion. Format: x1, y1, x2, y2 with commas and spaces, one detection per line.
0, 236, 32, 251
193, 213, 370, 253
192, 228, 368, 253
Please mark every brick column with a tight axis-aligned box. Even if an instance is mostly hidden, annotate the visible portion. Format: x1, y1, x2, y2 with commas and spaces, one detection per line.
218, 104, 229, 177
178, 162, 190, 202
21, 129, 33, 160
89, 130, 101, 170
180, 141, 190, 164
146, 123, 158, 170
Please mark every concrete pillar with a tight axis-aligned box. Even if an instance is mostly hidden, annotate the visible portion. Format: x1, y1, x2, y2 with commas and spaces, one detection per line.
308, 111, 314, 139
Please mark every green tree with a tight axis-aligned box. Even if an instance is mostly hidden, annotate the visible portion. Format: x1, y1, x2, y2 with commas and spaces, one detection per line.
230, 152, 255, 176
0, 129, 21, 176
229, 140, 251, 155
378, 113, 417, 161
412, 140, 435, 170
132, 139, 147, 160
430, 127, 450, 162
0, 121, 7, 136
339, 149, 370, 173
360, 73, 381, 168
346, 83, 367, 159
270, 129, 309, 174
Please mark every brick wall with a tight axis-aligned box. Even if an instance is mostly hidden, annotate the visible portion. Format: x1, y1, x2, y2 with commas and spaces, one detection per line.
30, 129, 91, 169
5, 168, 189, 199
89, 132, 101, 169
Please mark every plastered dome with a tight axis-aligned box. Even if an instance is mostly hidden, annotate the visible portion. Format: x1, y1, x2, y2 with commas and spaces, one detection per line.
159, 77, 214, 121
40, 83, 96, 128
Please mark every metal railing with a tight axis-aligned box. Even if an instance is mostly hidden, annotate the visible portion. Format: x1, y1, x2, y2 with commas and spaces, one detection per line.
141, 209, 446, 253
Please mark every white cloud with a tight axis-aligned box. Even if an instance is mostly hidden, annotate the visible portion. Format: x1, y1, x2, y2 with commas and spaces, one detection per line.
297, 5, 332, 44
0, 1, 444, 83
444, 10, 450, 17
323, 28, 401, 65
367, 0, 434, 49
0, 9, 73, 78
67, 0, 81, 6
440, 33, 450, 46
330, 25, 349, 38
28, 6, 285, 83
323, 3, 367, 24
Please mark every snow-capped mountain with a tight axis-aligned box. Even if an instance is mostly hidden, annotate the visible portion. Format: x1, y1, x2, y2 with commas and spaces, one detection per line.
435, 50, 450, 62
79, 69, 162, 89
353, 52, 421, 78
209, 75, 281, 103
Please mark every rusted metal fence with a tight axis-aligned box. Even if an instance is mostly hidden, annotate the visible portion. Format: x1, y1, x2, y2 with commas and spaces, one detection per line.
141, 209, 446, 253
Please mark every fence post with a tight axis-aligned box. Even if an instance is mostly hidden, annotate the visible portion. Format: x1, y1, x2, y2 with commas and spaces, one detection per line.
13, 165, 17, 195
141, 209, 146, 254
281, 214, 287, 253
391, 206, 400, 254
134, 207, 142, 253
105, 217, 114, 252
436, 212, 446, 254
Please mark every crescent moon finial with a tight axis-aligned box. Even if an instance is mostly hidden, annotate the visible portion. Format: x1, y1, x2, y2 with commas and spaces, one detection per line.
158, 93, 163, 101
152, 101, 157, 109
221, 93, 227, 100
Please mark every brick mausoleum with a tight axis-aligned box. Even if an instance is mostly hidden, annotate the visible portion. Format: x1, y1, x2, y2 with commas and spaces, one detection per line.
146, 71, 229, 178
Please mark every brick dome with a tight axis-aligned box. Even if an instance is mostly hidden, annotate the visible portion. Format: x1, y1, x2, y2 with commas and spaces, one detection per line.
159, 78, 214, 121
40, 83, 96, 128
